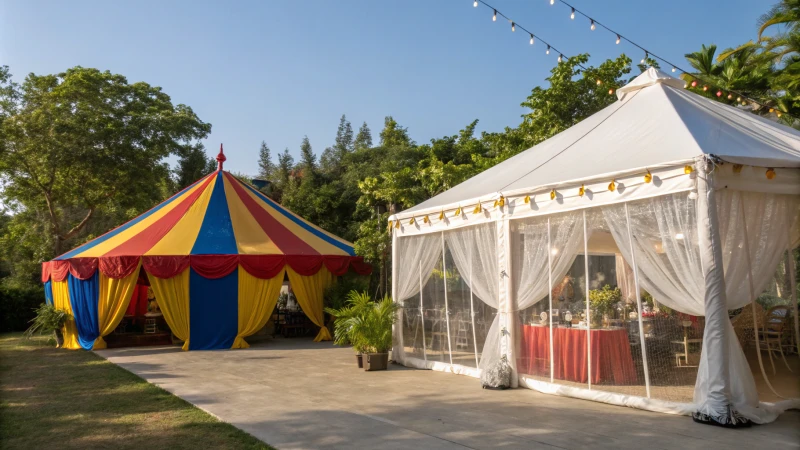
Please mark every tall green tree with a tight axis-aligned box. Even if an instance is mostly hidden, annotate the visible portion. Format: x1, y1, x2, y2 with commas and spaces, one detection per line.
175, 143, 215, 189
354, 121, 373, 150
0, 66, 211, 256
298, 136, 317, 184
320, 114, 353, 176
257, 140, 274, 180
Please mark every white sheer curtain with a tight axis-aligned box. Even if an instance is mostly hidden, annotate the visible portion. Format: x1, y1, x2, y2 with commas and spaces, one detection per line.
605, 191, 800, 315
603, 190, 799, 424
512, 211, 586, 312
395, 233, 443, 304
445, 223, 499, 371
718, 190, 800, 309
603, 194, 705, 315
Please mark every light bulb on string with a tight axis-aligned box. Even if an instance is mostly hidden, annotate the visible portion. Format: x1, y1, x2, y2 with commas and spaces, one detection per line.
716, 90, 722, 97
672, 67, 676, 72
530, 34, 534, 45
615, 34, 620, 44
473, 0, 478, 7
546, 45, 550, 55
550, 0, 554, 4
641, 52, 648, 64
727, 94, 733, 100
590, 20, 595, 31
558, 54, 563, 63
596, 79, 602, 85
493, 9, 497, 21
570, 8, 575, 19
702, 85, 708, 91
511, 22, 515, 32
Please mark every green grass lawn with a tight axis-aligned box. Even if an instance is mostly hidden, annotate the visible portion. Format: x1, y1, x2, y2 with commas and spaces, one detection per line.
0, 333, 274, 450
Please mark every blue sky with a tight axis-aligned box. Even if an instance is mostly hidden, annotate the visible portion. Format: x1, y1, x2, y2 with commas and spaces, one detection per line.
1, 0, 767, 175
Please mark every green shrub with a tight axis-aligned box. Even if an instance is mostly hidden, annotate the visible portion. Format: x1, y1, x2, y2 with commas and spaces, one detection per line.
0, 285, 46, 332
24, 303, 69, 337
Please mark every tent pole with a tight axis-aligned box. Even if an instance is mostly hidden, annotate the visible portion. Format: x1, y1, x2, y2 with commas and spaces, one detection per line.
391, 226, 402, 364
470, 241, 479, 368
442, 233, 453, 366
787, 226, 800, 357
419, 259, 427, 364
624, 202, 651, 398
547, 217, 554, 383
583, 210, 591, 390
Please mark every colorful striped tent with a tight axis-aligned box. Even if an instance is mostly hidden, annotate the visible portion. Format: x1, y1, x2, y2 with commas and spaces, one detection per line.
41, 146, 370, 351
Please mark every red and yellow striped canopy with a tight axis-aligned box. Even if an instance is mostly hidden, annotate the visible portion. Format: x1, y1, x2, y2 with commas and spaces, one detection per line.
43, 165, 369, 282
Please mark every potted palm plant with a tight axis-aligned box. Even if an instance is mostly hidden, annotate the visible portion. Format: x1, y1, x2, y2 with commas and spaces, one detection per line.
353, 295, 399, 371
325, 290, 373, 368
24, 303, 69, 347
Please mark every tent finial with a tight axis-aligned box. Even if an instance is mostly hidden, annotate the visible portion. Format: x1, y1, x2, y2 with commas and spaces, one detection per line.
216, 143, 227, 171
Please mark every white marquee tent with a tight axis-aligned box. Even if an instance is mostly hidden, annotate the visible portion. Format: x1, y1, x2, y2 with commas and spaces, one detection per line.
390, 68, 800, 427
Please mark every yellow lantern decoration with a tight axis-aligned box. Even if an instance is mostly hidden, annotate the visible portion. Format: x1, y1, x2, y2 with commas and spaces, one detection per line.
550, 189, 557, 200
409, 217, 415, 225
387, 221, 393, 231
684, 165, 694, 175
498, 195, 505, 207
644, 170, 652, 183
766, 168, 776, 180
394, 220, 400, 229
732, 164, 743, 174
608, 180, 616, 192
423, 215, 429, 224
524, 195, 530, 204
769, 108, 774, 113
493, 199, 499, 208
455, 206, 462, 216
438, 211, 445, 220
473, 203, 482, 214
578, 185, 585, 197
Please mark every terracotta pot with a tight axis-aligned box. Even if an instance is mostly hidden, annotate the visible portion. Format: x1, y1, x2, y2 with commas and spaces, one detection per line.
356, 353, 363, 368
364, 352, 389, 371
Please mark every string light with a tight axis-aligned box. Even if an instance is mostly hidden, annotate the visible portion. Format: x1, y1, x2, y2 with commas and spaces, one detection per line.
716, 90, 722, 97
727, 94, 733, 100
766, 168, 776, 179
546, 45, 550, 55
703, 85, 708, 91
500, 0, 799, 121
474, 0, 478, 7
608, 88, 614, 95
511, 22, 515, 32
608, 180, 616, 192
596, 79, 602, 85
558, 54, 563, 63
691, 81, 698, 87
493, 9, 497, 21
530, 34, 534, 45
684, 165, 694, 175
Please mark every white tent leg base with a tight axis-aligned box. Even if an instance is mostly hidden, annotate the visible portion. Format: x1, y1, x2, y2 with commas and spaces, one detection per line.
692, 404, 752, 428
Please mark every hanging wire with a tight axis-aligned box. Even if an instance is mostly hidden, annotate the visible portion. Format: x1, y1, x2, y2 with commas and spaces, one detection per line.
549, 0, 793, 119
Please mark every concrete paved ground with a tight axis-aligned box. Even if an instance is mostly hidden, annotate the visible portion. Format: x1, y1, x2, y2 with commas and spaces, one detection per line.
98, 338, 800, 450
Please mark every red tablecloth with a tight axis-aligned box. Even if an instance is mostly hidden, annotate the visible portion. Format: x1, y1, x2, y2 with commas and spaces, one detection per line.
518, 325, 638, 385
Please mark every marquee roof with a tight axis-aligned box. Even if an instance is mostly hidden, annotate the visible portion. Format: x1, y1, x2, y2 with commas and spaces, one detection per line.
43, 148, 369, 282
400, 68, 800, 218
